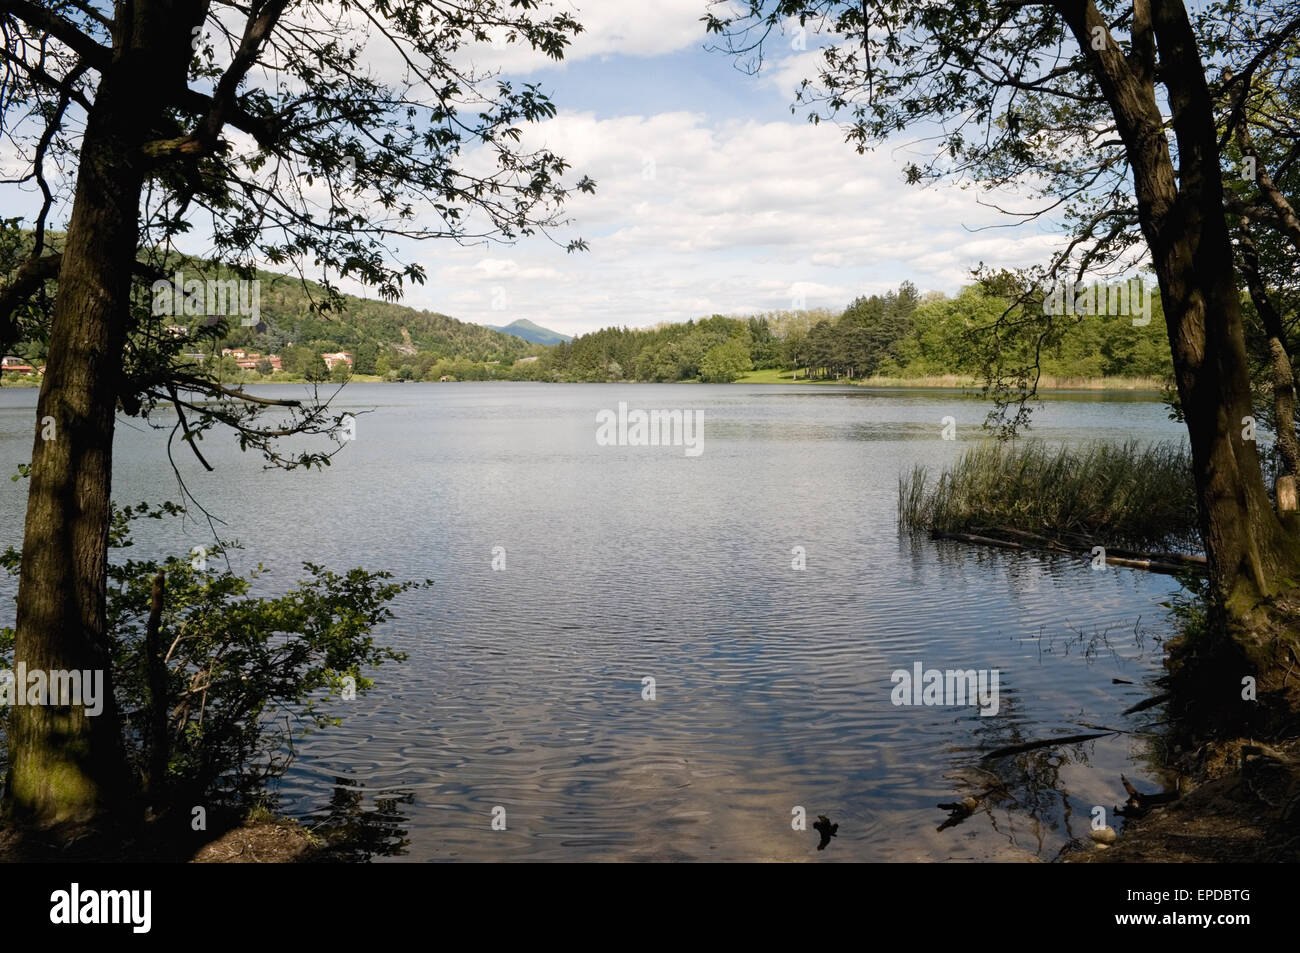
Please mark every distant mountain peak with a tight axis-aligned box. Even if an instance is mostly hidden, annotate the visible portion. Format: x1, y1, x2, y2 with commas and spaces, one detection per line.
487, 319, 572, 346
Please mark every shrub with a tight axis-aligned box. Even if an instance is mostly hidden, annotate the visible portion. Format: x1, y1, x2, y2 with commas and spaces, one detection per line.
1, 502, 426, 810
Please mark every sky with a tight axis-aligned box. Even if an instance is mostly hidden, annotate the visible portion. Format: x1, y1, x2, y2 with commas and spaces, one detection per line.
4, 1, 1072, 339
400, 0, 1068, 337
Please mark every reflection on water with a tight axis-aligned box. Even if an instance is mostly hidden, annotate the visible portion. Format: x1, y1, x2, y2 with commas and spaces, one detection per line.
0, 383, 1188, 861
306, 778, 413, 862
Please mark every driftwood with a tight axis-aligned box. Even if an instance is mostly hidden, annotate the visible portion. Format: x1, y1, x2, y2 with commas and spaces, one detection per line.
1016, 526, 1206, 567
933, 526, 1206, 575
1115, 773, 1179, 818
936, 531, 1032, 551
1122, 692, 1173, 716
936, 795, 980, 831
936, 783, 1012, 832
972, 526, 1073, 552
980, 731, 1114, 761
1102, 554, 1192, 574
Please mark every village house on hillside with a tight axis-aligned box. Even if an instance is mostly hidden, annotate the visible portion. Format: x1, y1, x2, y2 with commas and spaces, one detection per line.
1, 355, 39, 375
220, 347, 282, 371
322, 352, 353, 370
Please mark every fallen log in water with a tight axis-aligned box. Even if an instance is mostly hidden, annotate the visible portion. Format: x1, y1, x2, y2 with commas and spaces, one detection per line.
980, 731, 1114, 761
1115, 772, 1180, 818
1122, 692, 1173, 716
1101, 554, 1190, 574
971, 526, 1074, 552
934, 528, 1206, 575
992, 526, 1208, 569
935, 531, 1032, 552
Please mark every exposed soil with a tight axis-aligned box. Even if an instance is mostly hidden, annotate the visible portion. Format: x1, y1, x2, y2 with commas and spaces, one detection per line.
0, 810, 320, 863
1066, 737, 1300, 862
188, 818, 318, 863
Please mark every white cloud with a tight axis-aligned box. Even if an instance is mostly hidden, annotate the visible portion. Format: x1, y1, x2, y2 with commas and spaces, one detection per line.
440, 259, 568, 282
394, 109, 1065, 335
460, 0, 712, 74
340, 0, 713, 82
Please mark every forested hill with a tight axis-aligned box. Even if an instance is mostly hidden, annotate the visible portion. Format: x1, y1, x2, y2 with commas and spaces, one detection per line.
1, 231, 543, 375
219, 268, 541, 372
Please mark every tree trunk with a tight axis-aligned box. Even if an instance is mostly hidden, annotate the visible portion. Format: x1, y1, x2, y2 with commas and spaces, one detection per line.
1058, 0, 1300, 626
1143, 0, 1300, 613
145, 570, 169, 799
1044, 2, 1300, 733
5, 89, 139, 827
4, 2, 200, 828
1236, 218, 1300, 518
1232, 113, 1300, 518
1152, 226, 1289, 610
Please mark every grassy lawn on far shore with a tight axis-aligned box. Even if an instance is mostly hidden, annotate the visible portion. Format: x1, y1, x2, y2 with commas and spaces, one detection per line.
732, 367, 1166, 391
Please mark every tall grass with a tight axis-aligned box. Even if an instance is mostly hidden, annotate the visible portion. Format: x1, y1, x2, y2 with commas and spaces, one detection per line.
898, 440, 1199, 553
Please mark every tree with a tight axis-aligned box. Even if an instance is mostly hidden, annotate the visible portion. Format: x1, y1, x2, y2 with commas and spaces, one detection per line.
747, 316, 781, 368
806, 319, 837, 378
838, 283, 916, 376
705, 0, 1300, 715
699, 338, 752, 382
303, 353, 330, 383
840, 293, 885, 331
351, 341, 378, 376
1216, 34, 1300, 515
1, 0, 593, 829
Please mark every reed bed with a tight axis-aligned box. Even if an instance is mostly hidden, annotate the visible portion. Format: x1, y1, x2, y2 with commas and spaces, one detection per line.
899, 440, 1200, 554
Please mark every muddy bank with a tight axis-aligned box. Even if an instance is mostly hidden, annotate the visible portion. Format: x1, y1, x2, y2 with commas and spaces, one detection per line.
0, 810, 321, 863
1066, 738, 1300, 862
188, 818, 319, 862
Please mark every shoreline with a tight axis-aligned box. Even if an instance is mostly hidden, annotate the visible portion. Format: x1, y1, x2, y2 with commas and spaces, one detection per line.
730, 369, 1166, 392
3, 372, 1168, 394
1065, 736, 1300, 863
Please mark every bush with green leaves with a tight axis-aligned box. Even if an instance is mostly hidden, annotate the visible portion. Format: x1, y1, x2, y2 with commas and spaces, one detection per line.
2, 501, 424, 810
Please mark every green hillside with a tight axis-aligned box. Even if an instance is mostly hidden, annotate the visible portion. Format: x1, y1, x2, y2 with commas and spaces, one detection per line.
216, 268, 541, 374
1, 230, 542, 380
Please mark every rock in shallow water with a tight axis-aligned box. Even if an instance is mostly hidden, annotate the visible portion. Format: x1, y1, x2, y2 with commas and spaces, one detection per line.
1090, 826, 1118, 845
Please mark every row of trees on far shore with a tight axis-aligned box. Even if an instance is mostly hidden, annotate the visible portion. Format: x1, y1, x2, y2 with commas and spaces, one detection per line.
528, 281, 1174, 384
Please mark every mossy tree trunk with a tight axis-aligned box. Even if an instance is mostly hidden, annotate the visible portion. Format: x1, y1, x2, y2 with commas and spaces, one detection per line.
4, 1, 202, 829
1055, 0, 1300, 723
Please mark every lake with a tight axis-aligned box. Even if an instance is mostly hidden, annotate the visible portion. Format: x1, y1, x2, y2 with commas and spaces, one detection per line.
0, 382, 1187, 861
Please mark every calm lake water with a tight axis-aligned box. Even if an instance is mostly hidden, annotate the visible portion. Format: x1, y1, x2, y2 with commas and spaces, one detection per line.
0, 382, 1187, 861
